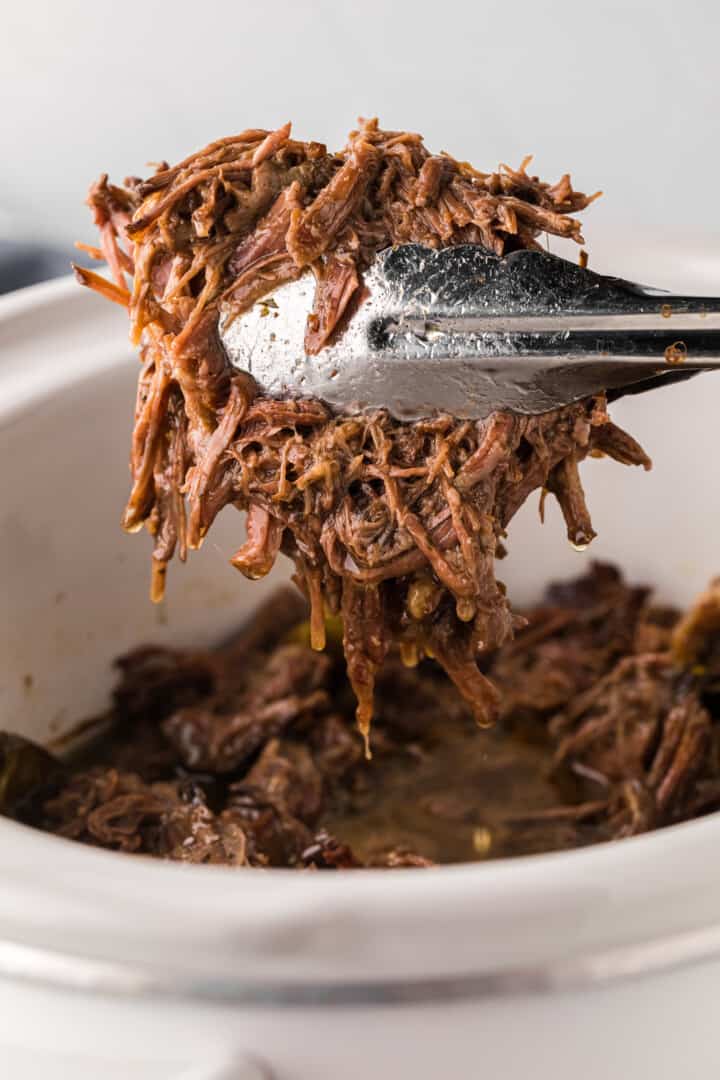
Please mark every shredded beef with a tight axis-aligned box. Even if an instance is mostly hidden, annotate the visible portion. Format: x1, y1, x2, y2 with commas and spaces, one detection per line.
41, 768, 247, 864
550, 655, 711, 832
74, 119, 653, 747
7, 567, 720, 868
490, 562, 655, 722
162, 644, 331, 773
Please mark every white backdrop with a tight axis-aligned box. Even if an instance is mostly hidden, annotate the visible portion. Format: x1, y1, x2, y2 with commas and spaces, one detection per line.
2, 0, 718, 251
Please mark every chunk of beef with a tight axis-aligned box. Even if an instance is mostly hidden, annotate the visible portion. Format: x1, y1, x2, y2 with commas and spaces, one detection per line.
162, 644, 331, 772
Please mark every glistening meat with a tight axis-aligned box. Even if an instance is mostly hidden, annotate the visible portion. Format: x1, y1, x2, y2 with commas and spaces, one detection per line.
74, 119, 649, 749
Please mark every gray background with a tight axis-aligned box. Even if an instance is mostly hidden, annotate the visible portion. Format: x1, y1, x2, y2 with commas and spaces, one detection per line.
1, 0, 718, 258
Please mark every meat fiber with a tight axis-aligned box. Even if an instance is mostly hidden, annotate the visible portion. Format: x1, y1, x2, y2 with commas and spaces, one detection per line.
74, 119, 650, 748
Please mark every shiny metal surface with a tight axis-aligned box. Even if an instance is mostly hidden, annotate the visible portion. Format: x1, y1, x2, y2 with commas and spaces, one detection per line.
220, 244, 720, 419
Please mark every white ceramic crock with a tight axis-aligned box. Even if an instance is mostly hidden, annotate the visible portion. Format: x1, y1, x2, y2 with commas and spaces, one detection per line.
3, 230, 720, 1080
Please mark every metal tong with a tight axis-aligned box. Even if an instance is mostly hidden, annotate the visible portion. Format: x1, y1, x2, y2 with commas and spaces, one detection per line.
219, 244, 720, 419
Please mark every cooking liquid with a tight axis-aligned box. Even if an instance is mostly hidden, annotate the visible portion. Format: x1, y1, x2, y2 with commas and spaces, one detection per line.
323, 713, 604, 864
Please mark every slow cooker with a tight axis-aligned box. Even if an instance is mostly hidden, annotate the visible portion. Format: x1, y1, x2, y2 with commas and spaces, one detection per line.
2, 229, 720, 1079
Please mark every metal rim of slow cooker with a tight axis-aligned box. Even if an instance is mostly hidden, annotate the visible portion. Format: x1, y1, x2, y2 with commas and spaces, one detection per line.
1, 916, 720, 1005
